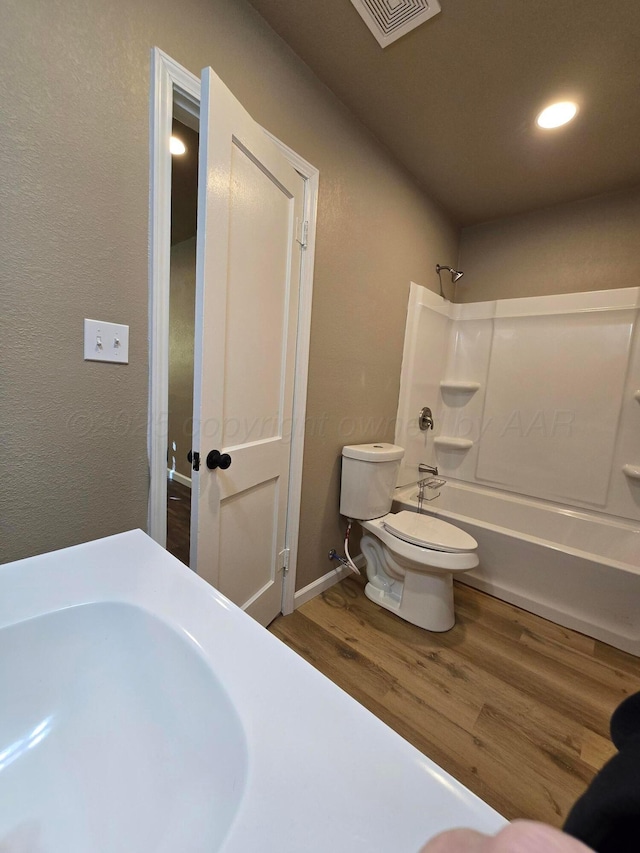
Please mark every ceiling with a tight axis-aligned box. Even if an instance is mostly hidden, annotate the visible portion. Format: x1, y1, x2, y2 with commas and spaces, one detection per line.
245, 0, 640, 226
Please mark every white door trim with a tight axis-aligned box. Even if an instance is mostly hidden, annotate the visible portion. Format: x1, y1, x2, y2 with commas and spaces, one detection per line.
148, 48, 200, 549
262, 130, 319, 616
147, 48, 318, 617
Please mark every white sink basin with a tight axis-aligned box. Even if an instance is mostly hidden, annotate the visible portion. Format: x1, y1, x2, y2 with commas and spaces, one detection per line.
0, 531, 505, 851
0, 603, 246, 852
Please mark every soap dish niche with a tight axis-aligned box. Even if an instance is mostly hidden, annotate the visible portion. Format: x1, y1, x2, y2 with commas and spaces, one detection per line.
622, 464, 640, 481
440, 380, 480, 394
434, 437, 473, 451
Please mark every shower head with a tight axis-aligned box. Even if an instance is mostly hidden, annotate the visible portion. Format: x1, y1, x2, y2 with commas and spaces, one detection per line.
436, 264, 464, 283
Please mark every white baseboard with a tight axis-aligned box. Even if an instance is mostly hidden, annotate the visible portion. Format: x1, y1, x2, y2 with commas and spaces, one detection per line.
293, 554, 365, 609
167, 468, 192, 489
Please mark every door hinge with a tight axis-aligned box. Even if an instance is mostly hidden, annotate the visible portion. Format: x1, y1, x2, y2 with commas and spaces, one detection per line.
279, 547, 290, 575
295, 219, 308, 250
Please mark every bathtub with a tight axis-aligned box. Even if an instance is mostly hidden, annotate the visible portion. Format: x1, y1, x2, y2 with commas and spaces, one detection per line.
394, 481, 640, 656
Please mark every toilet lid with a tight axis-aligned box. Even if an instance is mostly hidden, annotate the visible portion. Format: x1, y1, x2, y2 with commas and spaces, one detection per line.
383, 511, 477, 553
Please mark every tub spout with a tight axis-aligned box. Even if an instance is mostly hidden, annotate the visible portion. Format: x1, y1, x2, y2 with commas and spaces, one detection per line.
418, 463, 438, 476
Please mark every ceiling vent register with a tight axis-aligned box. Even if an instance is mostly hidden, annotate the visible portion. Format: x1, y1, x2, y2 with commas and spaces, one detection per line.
350, 0, 441, 48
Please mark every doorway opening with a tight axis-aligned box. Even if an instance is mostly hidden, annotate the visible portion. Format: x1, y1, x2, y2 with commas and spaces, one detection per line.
166, 116, 199, 566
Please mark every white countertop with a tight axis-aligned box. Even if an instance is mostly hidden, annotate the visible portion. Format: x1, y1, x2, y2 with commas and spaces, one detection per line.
0, 530, 506, 851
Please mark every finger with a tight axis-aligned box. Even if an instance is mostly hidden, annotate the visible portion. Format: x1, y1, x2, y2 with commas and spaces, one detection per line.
419, 827, 489, 853
494, 821, 595, 853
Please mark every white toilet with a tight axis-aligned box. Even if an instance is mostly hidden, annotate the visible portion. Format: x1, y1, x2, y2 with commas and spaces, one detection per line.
340, 442, 478, 632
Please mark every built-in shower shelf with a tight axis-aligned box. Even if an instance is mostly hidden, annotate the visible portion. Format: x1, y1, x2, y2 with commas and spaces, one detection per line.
434, 437, 474, 451
622, 464, 640, 481
440, 380, 481, 393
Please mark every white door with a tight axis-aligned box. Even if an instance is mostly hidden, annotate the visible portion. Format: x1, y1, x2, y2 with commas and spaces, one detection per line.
189, 67, 304, 626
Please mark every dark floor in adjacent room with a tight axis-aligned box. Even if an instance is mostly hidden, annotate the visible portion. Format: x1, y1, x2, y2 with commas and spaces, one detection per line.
166, 478, 191, 566
269, 573, 640, 826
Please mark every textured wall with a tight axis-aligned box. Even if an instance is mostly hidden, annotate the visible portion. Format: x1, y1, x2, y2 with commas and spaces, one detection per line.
1, 0, 151, 559
1, 0, 457, 581
168, 238, 196, 482
457, 186, 640, 302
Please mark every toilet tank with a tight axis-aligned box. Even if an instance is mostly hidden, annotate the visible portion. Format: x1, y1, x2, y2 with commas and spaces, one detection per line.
340, 443, 405, 520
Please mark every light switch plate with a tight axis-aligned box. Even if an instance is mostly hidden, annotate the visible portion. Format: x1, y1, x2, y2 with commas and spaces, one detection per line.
84, 319, 129, 363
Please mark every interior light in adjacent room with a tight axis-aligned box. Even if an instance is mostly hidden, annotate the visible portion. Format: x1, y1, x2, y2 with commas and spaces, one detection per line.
170, 135, 186, 155
536, 101, 578, 129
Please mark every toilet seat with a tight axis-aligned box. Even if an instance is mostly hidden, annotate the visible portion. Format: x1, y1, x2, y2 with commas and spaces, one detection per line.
361, 517, 478, 572
382, 510, 477, 553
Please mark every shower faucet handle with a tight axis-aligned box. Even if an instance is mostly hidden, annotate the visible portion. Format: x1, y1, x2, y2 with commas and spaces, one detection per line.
418, 463, 438, 476
418, 406, 434, 431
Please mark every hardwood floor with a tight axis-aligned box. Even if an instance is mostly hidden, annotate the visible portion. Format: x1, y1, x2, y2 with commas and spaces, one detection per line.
269, 574, 640, 826
166, 478, 191, 566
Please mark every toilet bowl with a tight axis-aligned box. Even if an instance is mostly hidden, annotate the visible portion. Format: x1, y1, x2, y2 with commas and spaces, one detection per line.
340, 443, 478, 632
360, 511, 478, 632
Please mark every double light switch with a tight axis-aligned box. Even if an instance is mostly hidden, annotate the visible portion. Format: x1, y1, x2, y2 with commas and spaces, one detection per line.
83, 319, 129, 363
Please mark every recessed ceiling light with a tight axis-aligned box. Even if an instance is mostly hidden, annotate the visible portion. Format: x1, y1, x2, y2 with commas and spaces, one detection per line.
536, 102, 578, 129
170, 136, 186, 155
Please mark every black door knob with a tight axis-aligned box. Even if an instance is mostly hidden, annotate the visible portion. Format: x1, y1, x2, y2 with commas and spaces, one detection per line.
206, 449, 232, 470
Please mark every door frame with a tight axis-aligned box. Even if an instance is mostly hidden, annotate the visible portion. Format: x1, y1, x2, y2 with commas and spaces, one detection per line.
147, 48, 318, 615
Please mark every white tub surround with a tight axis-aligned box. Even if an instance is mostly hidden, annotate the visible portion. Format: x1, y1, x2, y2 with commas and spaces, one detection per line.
395, 284, 640, 653
397, 284, 640, 520
0, 531, 505, 852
